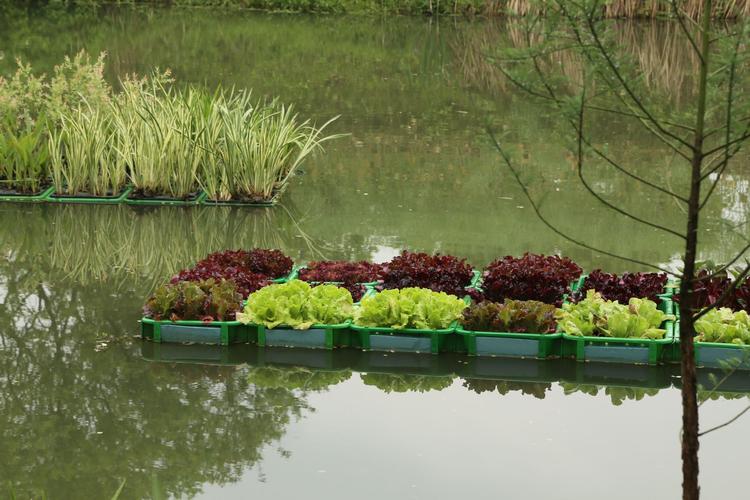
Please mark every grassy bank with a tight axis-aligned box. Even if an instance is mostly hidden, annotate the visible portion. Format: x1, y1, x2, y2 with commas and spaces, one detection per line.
24, 0, 750, 17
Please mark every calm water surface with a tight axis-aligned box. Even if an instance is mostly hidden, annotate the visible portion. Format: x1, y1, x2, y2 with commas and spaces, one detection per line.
1, 6, 749, 499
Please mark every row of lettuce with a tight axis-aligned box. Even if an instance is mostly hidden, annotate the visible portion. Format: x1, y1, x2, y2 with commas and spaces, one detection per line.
1, 52, 337, 204
142, 249, 750, 350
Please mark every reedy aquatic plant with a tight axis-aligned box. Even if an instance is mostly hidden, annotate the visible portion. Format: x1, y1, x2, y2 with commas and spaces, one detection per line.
200, 98, 341, 202
48, 102, 128, 196
0, 115, 49, 193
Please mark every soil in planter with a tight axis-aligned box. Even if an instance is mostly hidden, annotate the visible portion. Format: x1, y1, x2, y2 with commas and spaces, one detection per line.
50, 186, 129, 199
204, 190, 278, 205
127, 188, 202, 202
0, 181, 52, 197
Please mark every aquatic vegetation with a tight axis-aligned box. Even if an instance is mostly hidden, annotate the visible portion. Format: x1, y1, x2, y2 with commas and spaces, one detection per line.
143, 278, 243, 321
557, 290, 669, 339
0, 117, 49, 193
354, 287, 467, 330
381, 251, 473, 297
461, 299, 557, 333
694, 308, 750, 345
238, 280, 355, 328
480, 253, 582, 306
48, 103, 128, 196
573, 270, 668, 304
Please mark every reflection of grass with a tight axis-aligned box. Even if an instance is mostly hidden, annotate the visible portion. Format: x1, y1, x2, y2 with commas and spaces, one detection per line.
41, 203, 326, 291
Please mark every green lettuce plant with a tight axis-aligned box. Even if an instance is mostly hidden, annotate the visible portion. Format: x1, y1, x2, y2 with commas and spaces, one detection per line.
557, 290, 670, 339
694, 308, 750, 345
354, 288, 466, 330
237, 279, 354, 329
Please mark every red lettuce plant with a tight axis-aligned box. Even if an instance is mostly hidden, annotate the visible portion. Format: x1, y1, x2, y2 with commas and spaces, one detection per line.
299, 261, 384, 283
194, 249, 293, 278
171, 265, 269, 298
381, 251, 474, 297
573, 270, 667, 304
675, 270, 750, 314
462, 299, 557, 333
480, 253, 581, 306
144, 279, 243, 321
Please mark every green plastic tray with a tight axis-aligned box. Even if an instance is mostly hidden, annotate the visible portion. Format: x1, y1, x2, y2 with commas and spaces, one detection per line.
695, 339, 750, 370
257, 323, 351, 349
0, 185, 55, 202
456, 328, 562, 359
46, 185, 133, 204
561, 299, 675, 366
349, 324, 456, 354
141, 317, 256, 345
125, 190, 207, 206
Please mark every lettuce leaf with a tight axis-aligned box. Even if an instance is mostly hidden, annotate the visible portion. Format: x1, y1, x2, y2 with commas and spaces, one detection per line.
354, 287, 466, 330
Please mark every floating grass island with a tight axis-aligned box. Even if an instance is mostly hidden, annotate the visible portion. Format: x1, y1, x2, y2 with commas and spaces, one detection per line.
0, 52, 340, 205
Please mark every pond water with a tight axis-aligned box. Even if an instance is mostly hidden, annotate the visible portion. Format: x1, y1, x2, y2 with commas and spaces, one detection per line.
1, 5, 749, 499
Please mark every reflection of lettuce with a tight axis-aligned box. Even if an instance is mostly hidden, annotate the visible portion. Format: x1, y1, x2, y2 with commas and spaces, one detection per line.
694, 308, 750, 345
360, 373, 454, 393
355, 288, 466, 330
557, 290, 669, 339
561, 382, 659, 406
238, 280, 354, 329
461, 378, 550, 399
247, 366, 352, 391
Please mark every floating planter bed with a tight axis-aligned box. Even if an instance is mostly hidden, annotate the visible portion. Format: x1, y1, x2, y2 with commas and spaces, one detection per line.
238, 280, 356, 350
351, 287, 466, 354
125, 190, 207, 206
201, 195, 278, 207
46, 185, 133, 204
457, 299, 561, 359
559, 291, 675, 366
0, 185, 55, 202
694, 341, 750, 370
140, 318, 256, 345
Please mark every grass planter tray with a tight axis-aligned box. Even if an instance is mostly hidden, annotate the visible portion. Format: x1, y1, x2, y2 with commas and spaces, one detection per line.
456, 328, 562, 359
125, 190, 207, 206
141, 317, 256, 345
201, 193, 279, 207
256, 323, 351, 350
0, 185, 55, 202
350, 324, 456, 354
46, 185, 133, 204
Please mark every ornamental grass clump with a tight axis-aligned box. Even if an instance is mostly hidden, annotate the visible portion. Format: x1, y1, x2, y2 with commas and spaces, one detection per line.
481, 253, 582, 306
462, 299, 557, 333
48, 103, 128, 196
354, 288, 467, 330
694, 308, 750, 345
143, 278, 243, 322
238, 280, 354, 329
0, 117, 49, 193
199, 100, 340, 203
557, 290, 670, 339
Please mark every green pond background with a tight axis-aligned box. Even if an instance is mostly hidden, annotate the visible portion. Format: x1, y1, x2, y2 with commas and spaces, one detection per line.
1, 5, 749, 499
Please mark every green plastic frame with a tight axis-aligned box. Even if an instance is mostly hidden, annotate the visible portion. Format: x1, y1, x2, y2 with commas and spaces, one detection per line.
46, 185, 133, 204
125, 190, 207, 206
0, 185, 55, 202
141, 317, 256, 345
456, 328, 563, 359
256, 322, 351, 349
349, 323, 456, 354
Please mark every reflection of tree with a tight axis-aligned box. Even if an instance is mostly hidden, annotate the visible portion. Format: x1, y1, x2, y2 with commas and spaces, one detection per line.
359, 373, 454, 393
461, 378, 550, 399
560, 383, 660, 406
0, 256, 309, 498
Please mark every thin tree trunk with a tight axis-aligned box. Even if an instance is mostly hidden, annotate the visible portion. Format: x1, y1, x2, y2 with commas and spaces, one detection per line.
680, 1, 712, 499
